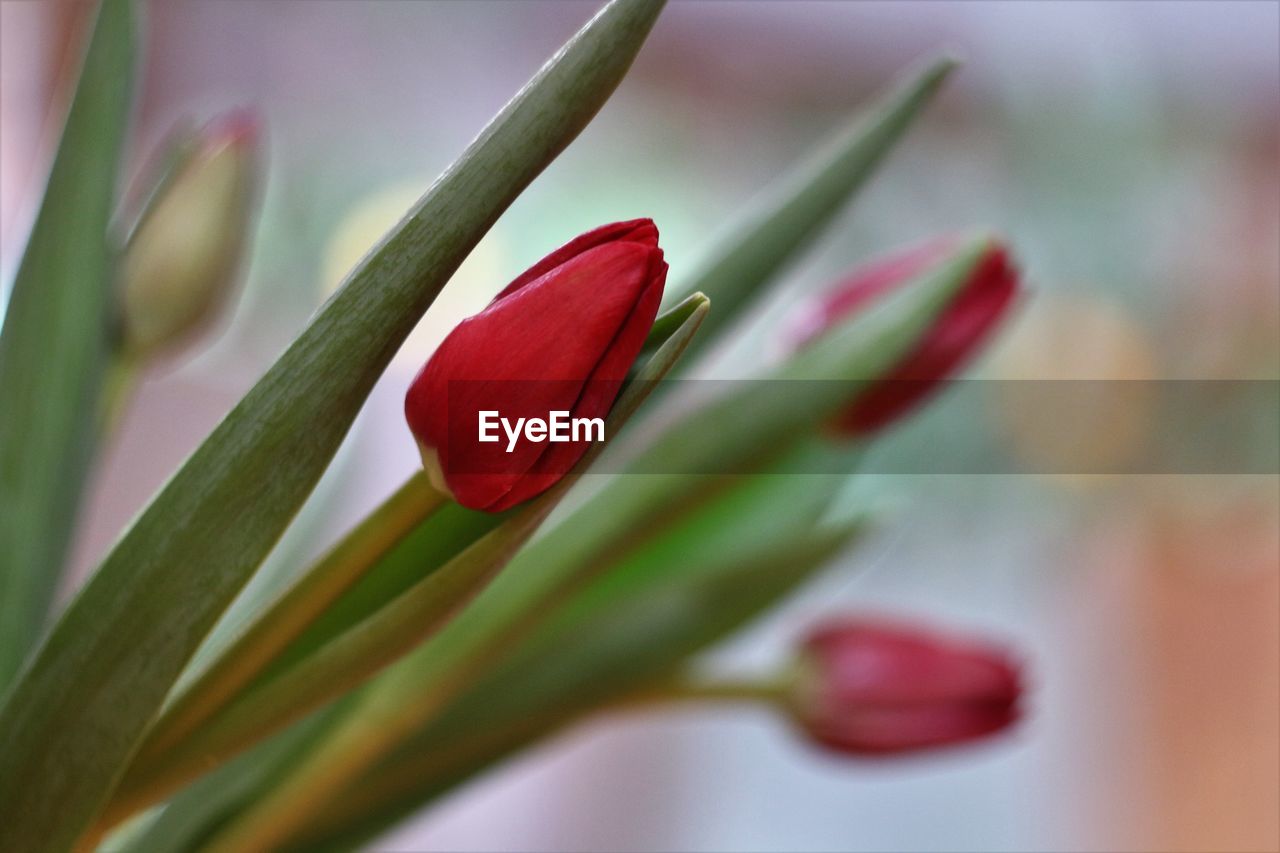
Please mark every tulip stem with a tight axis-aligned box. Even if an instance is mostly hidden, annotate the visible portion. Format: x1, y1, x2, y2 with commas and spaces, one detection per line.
100, 352, 140, 436
620, 674, 791, 708
95, 471, 448, 833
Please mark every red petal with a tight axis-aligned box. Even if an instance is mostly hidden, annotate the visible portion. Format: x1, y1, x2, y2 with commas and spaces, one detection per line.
493, 250, 666, 509
790, 236, 959, 349
494, 218, 658, 301
834, 244, 1018, 434
807, 700, 1021, 755
804, 618, 1023, 706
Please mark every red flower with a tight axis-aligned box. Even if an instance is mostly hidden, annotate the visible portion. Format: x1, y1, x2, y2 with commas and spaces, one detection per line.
792, 237, 1019, 435
791, 617, 1023, 756
405, 219, 667, 512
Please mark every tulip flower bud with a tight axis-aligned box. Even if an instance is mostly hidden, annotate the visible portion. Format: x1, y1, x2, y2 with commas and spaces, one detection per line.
405, 219, 667, 512
792, 237, 1019, 436
119, 109, 261, 358
788, 618, 1023, 756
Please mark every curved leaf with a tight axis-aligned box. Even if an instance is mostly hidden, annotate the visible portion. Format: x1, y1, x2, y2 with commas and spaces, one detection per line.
297, 512, 869, 850
0, 0, 136, 691
664, 55, 957, 361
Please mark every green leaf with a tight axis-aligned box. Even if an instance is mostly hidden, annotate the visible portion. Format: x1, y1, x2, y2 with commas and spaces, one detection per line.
102, 294, 709, 830
563, 441, 863, 615
115, 703, 349, 853
0, 0, 136, 691
664, 54, 957, 363
256, 503, 505, 677
116, 473, 447, 785
113, 441, 862, 853
0, 2, 666, 850
294, 513, 870, 850
639, 291, 708, 357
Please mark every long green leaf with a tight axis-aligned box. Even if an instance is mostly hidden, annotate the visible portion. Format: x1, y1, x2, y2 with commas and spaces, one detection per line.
122, 472, 446, 775
0, 0, 136, 691
0, 2, 665, 850
284, 441, 866, 847
114, 702, 349, 853
294, 514, 869, 850
115, 447, 864, 853
664, 55, 957, 362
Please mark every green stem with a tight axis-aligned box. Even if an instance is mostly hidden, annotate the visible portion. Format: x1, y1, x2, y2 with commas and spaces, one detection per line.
94, 472, 446, 832
621, 676, 790, 708
100, 352, 140, 435
275, 679, 788, 848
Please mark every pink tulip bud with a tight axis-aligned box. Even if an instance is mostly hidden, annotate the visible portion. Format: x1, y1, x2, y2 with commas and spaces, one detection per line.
789, 617, 1023, 756
405, 219, 667, 512
792, 237, 1019, 436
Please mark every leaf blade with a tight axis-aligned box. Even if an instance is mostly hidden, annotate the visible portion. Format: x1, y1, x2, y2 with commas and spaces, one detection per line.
298, 513, 869, 849
0, 0, 136, 691
666, 54, 957, 361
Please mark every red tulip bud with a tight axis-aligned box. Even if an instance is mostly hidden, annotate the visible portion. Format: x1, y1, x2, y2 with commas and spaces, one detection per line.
789, 617, 1023, 756
405, 220, 667, 512
792, 237, 1019, 436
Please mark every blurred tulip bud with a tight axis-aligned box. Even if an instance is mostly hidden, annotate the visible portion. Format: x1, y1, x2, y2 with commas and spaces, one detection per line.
119, 109, 261, 358
788, 617, 1023, 756
792, 237, 1019, 436
405, 219, 667, 512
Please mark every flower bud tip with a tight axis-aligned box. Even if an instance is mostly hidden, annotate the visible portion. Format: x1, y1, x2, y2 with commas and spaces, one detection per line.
203, 107, 262, 149
790, 234, 1020, 437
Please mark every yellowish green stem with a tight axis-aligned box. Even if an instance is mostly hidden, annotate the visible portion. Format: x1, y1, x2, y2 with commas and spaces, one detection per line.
622, 676, 790, 707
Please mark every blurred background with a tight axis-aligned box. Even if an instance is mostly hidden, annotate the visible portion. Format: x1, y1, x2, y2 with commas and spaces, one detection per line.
2, 1, 1277, 850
